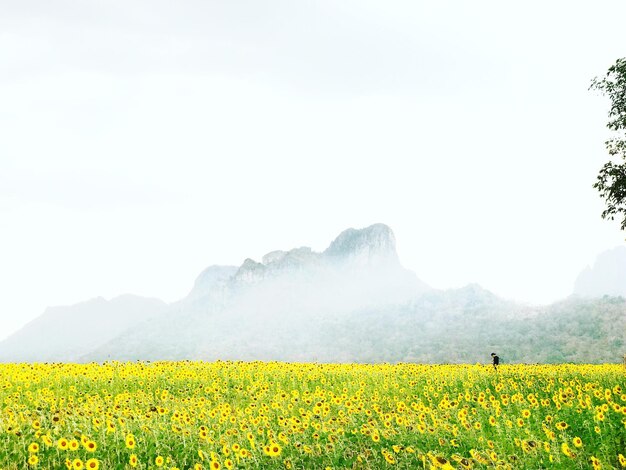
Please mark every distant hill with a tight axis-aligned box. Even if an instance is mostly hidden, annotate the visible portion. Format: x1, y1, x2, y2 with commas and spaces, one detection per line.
574, 246, 626, 297
0, 295, 167, 362
1, 225, 624, 364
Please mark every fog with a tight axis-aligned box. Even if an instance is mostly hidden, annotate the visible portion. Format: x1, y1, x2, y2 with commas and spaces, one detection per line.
2, 224, 623, 364
85, 224, 430, 361
2, 1, 626, 342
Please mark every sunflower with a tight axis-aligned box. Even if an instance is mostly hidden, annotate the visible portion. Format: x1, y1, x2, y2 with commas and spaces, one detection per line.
572, 437, 583, 448
58, 438, 69, 451
561, 443, 575, 458
72, 459, 84, 470
28, 442, 39, 453
85, 441, 97, 452
590, 456, 602, 469
129, 454, 138, 468
155, 456, 165, 467
85, 459, 99, 470
28, 455, 39, 467
270, 443, 282, 456
125, 434, 137, 449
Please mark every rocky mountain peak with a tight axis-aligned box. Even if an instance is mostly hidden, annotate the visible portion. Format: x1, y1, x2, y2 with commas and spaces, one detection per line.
323, 223, 399, 266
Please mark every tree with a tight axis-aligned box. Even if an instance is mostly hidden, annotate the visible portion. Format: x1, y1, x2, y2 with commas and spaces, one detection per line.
591, 58, 626, 230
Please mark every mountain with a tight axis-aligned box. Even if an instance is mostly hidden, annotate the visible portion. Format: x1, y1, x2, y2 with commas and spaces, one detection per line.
1, 224, 625, 364
84, 223, 429, 361
574, 246, 626, 297
0, 295, 167, 362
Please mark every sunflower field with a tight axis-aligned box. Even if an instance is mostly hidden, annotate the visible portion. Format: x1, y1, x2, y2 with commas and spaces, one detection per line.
0, 362, 624, 469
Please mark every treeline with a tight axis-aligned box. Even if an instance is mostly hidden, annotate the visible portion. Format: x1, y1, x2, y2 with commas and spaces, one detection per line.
313, 288, 626, 364
82, 285, 626, 364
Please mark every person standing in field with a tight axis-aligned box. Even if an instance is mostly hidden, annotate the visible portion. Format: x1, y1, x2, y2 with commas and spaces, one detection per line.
491, 352, 499, 371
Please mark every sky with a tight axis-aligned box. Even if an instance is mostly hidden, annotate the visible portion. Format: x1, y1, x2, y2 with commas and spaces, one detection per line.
1, 1, 625, 340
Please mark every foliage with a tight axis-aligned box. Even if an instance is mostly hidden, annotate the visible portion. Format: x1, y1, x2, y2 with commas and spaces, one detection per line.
317, 290, 626, 364
0, 362, 624, 469
71, 289, 626, 365
591, 57, 626, 229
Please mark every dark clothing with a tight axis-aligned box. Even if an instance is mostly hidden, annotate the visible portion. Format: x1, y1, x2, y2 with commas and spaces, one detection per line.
492, 355, 499, 366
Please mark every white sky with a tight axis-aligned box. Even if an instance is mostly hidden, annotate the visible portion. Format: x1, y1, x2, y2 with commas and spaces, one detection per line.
1, 1, 625, 340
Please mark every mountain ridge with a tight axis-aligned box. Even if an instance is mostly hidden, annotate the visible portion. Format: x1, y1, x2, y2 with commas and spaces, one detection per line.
1, 225, 624, 363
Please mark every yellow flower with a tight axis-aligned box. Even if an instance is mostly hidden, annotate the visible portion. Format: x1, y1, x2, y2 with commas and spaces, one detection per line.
28, 455, 39, 467
156, 456, 165, 467
129, 454, 138, 468
573, 437, 583, 448
84, 440, 97, 452
85, 459, 99, 470
561, 442, 575, 458
269, 442, 282, 457
125, 434, 137, 449
28, 442, 39, 453
72, 459, 84, 470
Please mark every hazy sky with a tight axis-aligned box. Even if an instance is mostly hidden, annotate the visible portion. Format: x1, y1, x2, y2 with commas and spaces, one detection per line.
1, 1, 625, 339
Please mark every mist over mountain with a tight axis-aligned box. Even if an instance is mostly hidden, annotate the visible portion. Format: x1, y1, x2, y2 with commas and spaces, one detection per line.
0, 295, 167, 362
574, 246, 626, 297
85, 224, 428, 361
1, 224, 624, 364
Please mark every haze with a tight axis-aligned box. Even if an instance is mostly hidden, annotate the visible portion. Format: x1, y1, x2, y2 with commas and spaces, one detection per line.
1, 1, 626, 340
